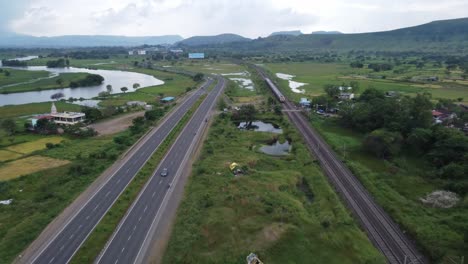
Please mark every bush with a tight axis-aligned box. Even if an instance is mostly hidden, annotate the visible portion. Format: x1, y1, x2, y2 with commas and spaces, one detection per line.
45, 142, 55, 149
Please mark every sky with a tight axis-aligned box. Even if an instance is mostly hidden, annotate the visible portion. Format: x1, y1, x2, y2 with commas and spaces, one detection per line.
0, 0, 467, 38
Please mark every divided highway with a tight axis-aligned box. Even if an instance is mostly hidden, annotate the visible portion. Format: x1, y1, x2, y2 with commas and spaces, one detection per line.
26, 79, 213, 264
258, 67, 426, 264
96, 77, 225, 264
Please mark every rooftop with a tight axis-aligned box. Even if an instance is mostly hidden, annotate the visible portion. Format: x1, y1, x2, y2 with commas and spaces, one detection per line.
51, 111, 85, 118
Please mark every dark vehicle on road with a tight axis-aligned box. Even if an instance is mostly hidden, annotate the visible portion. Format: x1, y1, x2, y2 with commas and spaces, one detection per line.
160, 168, 168, 177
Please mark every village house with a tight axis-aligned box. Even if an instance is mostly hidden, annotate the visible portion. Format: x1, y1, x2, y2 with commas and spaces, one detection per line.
432, 109, 456, 124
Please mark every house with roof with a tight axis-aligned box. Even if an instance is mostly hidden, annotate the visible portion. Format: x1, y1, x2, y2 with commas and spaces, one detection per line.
432, 109, 456, 124
339, 93, 354, 100
160, 96, 175, 103
299, 98, 311, 108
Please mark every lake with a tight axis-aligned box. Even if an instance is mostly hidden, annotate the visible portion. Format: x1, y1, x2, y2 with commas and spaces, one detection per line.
0, 66, 164, 106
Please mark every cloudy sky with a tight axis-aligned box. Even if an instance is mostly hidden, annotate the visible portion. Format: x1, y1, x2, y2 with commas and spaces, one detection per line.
1, 0, 467, 38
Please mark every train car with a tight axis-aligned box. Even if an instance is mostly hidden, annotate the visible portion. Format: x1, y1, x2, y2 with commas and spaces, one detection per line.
265, 78, 285, 103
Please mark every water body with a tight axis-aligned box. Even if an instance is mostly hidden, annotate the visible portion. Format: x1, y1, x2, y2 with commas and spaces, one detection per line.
276, 73, 307, 94
259, 140, 291, 156
229, 78, 254, 91
237, 121, 283, 134
0, 66, 164, 106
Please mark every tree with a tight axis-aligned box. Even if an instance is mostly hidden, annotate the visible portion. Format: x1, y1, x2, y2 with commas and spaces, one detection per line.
4, 70, 10, 77
324, 85, 340, 98
193, 73, 204, 82
56, 78, 63, 86
349, 81, 360, 93
120, 87, 128, 93
35, 118, 58, 134
363, 129, 402, 159
1, 119, 16, 136
133, 83, 140, 89
144, 109, 165, 121
238, 104, 257, 125
407, 128, 433, 153
81, 107, 102, 122
106, 84, 113, 92
51, 92, 65, 101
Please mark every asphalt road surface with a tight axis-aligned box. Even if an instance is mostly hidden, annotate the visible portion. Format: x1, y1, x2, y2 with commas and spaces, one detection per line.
96, 77, 225, 264
29, 79, 213, 264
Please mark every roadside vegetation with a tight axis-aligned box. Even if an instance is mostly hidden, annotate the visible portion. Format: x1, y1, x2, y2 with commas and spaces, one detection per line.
163, 74, 384, 263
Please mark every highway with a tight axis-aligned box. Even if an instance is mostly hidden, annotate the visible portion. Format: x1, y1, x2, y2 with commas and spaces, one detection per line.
28, 79, 214, 264
96, 77, 225, 264
257, 67, 426, 264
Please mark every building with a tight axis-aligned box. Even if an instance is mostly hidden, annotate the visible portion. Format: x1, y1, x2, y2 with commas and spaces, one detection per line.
339, 93, 354, 100
188, 53, 205, 59
170, 49, 184, 53
299, 98, 311, 108
432, 109, 456, 124
161, 96, 175, 103
50, 102, 86, 125
137, 50, 147, 55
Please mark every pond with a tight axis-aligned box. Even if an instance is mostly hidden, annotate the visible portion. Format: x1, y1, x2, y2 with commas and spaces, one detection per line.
229, 78, 254, 91
259, 140, 291, 156
237, 121, 283, 134
0, 66, 164, 106
276, 73, 307, 94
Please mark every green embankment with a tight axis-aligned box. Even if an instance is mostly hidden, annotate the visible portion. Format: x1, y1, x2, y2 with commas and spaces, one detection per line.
1, 72, 90, 94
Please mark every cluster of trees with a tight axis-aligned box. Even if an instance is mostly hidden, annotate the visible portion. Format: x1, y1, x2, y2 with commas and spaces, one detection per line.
193, 73, 204, 82
350, 61, 364, 68
1, 59, 27, 67
338, 88, 468, 191
69, 74, 104, 88
368, 63, 393, 72
46, 58, 69, 68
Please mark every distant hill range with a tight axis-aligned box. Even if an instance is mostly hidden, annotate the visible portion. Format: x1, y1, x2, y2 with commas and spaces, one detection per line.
176, 33, 250, 47
182, 17, 468, 54
269, 30, 303, 37
311, 31, 343, 35
0, 34, 183, 47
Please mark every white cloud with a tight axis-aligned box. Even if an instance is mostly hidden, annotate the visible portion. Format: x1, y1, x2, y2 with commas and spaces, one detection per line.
4, 0, 468, 37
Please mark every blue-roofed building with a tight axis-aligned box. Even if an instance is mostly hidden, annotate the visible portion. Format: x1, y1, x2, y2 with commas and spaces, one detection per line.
161, 96, 175, 103
299, 98, 311, 108
188, 53, 205, 59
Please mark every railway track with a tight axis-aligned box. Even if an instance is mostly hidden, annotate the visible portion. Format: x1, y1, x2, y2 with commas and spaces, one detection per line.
255, 66, 426, 264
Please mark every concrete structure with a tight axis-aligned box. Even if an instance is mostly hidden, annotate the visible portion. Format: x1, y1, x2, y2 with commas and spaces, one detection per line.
49, 102, 85, 125
161, 96, 175, 103
339, 93, 354, 100
188, 53, 205, 59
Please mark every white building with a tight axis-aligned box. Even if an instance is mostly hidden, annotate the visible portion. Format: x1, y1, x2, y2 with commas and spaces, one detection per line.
137, 50, 147, 55
50, 103, 86, 125
339, 93, 355, 100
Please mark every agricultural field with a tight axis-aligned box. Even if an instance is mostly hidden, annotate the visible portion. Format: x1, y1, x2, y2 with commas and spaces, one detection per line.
156, 60, 246, 75
163, 72, 384, 263
265, 62, 468, 103
0, 156, 70, 180
6, 136, 64, 154
0, 101, 81, 118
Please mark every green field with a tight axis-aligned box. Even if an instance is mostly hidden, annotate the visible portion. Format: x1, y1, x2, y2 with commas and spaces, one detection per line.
265, 62, 468, 103
0, 72, 89, 93
163, 72, 384, 263
0, 101, 81, 118
0, 68, 49, 87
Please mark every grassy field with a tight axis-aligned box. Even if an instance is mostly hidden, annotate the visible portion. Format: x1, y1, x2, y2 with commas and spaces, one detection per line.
307, 115, 468, 261
0, 156, 70, 181
163, 71, 384, 263
265, 62, 468, 103
0, 68, 49, 87
0, 150, 22, 162
0, 72, 88, 93
156, 60, 246, 75
6, 136, 64, 154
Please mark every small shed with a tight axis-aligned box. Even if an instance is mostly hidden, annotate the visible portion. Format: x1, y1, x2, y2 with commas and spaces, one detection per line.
299, 98, 311, 108
161, 96, 175, 103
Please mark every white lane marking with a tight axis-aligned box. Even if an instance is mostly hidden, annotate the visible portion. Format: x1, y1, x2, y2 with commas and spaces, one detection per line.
117, 179, 121, 184
48, 257, 55, 264
78, 224, 83, 229
86, 215, 90, 220
144, 205, 148, 213
69, 234, 74, 240
59, 245, 64, 251
152, 191, 156, 197
133, 225, 137, 230
93, 204, 100, 211
159, 180, 162, 185
127, 235, 132, 241
126, 168, 130, 173
114, 259, 119, 264
138, 216, 142, 222
106, 191, 111, 197
121, 247, 125, 253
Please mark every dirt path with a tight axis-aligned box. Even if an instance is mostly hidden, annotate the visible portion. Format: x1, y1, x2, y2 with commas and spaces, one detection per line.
90, 111, 145, 136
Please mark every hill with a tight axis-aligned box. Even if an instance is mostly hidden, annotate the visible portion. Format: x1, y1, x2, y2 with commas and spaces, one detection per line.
177, 33, 250, 46
190, 17, 468, 54
269, 30, 302, 37
0, 34, 183, 47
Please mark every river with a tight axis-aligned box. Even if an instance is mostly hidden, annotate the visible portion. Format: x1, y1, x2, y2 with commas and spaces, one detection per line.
0, 66, 164, 106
